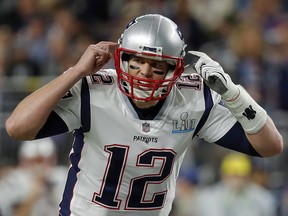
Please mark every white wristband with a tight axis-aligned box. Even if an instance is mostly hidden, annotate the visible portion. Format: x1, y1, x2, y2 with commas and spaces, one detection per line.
223, 85, 267, 134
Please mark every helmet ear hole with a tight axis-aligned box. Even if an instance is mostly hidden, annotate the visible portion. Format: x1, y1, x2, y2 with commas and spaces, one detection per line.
168, 64, 176, 71
121, 53, 131, 61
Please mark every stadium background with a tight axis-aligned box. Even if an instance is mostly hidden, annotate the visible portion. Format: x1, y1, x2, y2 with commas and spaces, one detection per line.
0, 0, 287, 215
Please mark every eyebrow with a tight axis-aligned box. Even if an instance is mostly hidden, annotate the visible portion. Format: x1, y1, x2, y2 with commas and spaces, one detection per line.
132, 56, 166, 65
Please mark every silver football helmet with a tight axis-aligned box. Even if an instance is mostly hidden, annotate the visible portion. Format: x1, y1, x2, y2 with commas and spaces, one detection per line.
114, 14, 186, 101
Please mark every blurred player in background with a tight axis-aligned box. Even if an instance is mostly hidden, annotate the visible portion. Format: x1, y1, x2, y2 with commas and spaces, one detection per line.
5, 14, 283, 215
0, 138, 67, 216
193, 153, 277, 216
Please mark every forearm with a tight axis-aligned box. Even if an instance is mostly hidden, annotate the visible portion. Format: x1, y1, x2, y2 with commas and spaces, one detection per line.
246, 116, 283, 157
223, 86, 283, 157
5, 67, 83, 140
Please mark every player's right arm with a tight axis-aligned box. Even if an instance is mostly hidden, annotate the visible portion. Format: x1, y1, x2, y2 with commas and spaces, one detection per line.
5, 42, 118, 140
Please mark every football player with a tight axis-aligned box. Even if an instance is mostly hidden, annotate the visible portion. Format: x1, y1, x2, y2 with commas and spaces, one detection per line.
5, 14, 283, 216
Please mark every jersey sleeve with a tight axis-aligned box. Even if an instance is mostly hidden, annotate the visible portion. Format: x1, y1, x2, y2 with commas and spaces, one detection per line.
197, 91, 238, 143
214, 121, 261, 156
36, 111, 69, 138
53, 79, 82, 132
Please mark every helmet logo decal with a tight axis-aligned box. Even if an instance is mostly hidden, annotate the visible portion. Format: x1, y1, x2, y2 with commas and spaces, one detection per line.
143, 46, 157, 53
125, 18, 137, 30
176, 26, 184, 41
138, 45, 163, 56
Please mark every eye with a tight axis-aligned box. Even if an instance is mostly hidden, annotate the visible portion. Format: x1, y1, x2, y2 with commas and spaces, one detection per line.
152, 62, 167, 69
130, 57, 145, 66
151, 62, 167, 76
131, 57, 143, 63
129, 65, 140, 70
153, 70, 165, 75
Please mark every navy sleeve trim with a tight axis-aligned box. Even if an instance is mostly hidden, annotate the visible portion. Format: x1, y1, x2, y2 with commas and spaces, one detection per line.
214, 121, 261, 157
81, 77, 91, 132
193, 83, 213, 138
36, 111, 68, 139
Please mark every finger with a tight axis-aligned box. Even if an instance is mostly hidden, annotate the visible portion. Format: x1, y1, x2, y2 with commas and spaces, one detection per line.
201, 65, 224, 80
96, 53, 110, 65
97, 41, 119, 51
94, 43, 118, 61
96, 51, 113, 68
103, 53, 113, 65
210, 71, 227, 83
192, 63, 197, 72
91, 45, 110, 59
98, 41, 118, 46
107, 42, 119, 53
194, 58, 207, 77
188, 51, 210, 58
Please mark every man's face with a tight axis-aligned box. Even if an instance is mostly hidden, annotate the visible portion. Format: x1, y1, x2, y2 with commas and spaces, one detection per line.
128, 56, 169, 81
123, 55, 172, 105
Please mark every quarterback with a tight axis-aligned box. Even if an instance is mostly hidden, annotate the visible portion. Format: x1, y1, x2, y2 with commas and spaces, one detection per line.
6, 14, 283, 216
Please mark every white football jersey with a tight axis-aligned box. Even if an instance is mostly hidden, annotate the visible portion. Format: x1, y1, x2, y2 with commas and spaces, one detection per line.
55, 69, 237, 216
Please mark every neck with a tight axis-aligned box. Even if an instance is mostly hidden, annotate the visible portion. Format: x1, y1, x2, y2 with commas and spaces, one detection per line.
132, 99, 159, 109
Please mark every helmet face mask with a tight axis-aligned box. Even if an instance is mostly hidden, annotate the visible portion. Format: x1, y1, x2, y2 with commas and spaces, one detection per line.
114, 14, 186, 101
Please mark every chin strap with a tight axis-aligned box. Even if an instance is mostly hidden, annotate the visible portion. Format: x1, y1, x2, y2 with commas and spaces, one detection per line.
122, 80, 165, 100
223, 85, 267, 134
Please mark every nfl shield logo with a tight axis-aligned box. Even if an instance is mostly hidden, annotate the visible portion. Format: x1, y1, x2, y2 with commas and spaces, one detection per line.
142, 123, 150, 133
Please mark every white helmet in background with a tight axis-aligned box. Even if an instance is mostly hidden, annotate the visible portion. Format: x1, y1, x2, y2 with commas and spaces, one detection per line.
114, 14, 186, 101
19, 137, 56, 161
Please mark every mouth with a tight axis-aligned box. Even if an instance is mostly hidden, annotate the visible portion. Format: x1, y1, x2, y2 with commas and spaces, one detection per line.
133, 80, 153, 91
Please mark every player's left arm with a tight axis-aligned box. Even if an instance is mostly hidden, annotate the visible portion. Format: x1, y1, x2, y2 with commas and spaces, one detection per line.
189, 51, 284, 157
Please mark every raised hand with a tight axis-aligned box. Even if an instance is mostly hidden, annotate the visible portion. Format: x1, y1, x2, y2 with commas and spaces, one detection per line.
188, 51, 239, 101
74, 41, 119, 77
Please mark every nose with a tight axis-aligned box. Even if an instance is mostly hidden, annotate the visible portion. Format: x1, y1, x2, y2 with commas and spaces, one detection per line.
140, 63, 153, 78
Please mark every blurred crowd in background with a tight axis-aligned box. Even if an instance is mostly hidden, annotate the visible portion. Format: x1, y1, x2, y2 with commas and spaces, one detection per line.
0, 0, 288, 215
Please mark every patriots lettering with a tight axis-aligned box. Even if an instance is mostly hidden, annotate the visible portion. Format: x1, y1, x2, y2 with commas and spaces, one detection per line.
133, 136, 158, 145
